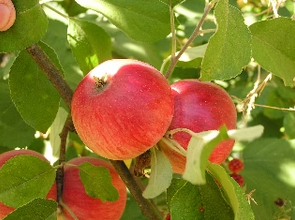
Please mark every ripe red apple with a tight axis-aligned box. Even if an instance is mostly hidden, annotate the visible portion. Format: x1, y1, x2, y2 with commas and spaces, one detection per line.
71, 59, 174, 160
58, 157, 127, 220
160, 79, 237, 174
0, 0, 16, 32
0, 149, 57, 219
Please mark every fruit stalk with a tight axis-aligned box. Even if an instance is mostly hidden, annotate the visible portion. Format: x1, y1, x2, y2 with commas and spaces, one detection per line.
27, 43, 162, 220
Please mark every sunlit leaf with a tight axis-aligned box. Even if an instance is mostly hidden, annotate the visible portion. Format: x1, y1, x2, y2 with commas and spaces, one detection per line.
200, 0, 251, 80
250, 17, 295, 87
143, 148, 173, 198
75, 0, 171, 42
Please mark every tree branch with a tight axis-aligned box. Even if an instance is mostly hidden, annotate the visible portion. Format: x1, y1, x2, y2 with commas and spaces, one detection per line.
26, 43, 161, 220
110, 160, 162, 220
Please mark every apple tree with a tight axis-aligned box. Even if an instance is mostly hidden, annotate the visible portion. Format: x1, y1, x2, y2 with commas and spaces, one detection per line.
0, 0, 295, 219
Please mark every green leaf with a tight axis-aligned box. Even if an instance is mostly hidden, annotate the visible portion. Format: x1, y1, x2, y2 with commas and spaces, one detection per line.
183, 127, 229, 185
178, 44, 207, 62
242, 138, 295, 220
207, 163, 255, 220
68, 19, 112, 75
142, 148, 173, 198
58, 0, 87, 16
183, 125, 263, 185
9, 43, 61, 133
167, 175, 234, 220
3, 198, 57, 220
284, 113, 295, 139
200, 0, 251, 81
0, 1, 48, 53
78, 162, 119, 202
75, 0, 171, 42
250, 17, 295, 87
0, 80, 35, 149
0, 155, 56, 208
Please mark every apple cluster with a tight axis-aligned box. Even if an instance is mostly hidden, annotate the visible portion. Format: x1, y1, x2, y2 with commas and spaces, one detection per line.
228, 158, 245, 186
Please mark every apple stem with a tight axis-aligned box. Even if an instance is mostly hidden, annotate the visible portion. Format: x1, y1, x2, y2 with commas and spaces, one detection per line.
110, 160, 163, 220
27, 42, 163, 220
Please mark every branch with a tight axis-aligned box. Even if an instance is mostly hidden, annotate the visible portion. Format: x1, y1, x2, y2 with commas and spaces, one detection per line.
26, 44, 73, 109
26, 43, 161, 220
165, 0, 217, 78
110, 160, 162, 220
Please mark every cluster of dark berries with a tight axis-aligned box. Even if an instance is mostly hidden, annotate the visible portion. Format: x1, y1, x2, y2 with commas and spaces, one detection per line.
228, 158, 244, 186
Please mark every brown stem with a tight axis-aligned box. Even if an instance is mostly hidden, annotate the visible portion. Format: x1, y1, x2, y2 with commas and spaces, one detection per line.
26, 44, 73, 109
165, 0, 217, 79
110, 160, 162, 220
27, 42, 162, 220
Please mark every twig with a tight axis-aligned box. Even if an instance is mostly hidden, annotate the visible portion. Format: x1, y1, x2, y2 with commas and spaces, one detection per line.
110, 160, 162, 220
26, 44, 73, 109
164, 0, 217, 79
27, 43, 162, 220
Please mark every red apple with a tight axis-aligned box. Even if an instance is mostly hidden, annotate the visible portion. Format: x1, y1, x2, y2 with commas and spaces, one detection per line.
160, 79, 237, 174
0, 0, 16, 32
71, 59, 174, 160
58, 157, 127, 220
0, 149, 57, 219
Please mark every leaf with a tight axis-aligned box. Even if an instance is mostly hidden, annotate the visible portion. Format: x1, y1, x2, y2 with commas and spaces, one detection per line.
0, 79, 35, 149
3, 198, 57, 220
167, 175, 234, 220
227, 125, 264, 142
49, 107, 69, 158
178, 44, 208, 62
78, 162, 119, 202
242, 138, 295, 219
0, 155, 56, 208
8, 43, 61, 133
183, 127, 229, 185
183, 125, 263, 185
250, 17, 295, 87
200, 0, 251, 81
284, 113, 295, 139
207, 163, 255, 220
68, 19, 112, 75
142, 148, 173, 198
75, 0, 171, 42
0, 1, 48, 53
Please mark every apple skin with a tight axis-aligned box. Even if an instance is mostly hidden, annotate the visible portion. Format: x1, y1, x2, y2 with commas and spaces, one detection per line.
58, 157, 127, 220
0, 0, 16, 32
71, 59, 174, 160
0, 149, 57, 219
160, 79, 237, 174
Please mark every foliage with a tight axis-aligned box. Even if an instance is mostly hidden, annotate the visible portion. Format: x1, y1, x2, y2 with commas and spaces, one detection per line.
0, 0, 295, 219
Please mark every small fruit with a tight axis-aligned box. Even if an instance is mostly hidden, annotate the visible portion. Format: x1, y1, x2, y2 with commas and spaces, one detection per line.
0, 149, 57, 219
228, 158, 244, 173
0, 0, 16, 31
230, 173, 244, 186
71, 59, 174, 160
160, 79, 237, 174
58, 157, 127, 220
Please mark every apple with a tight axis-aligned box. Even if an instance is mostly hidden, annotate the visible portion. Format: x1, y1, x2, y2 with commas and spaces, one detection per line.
160, 79, 237, 174
0, 149, 57, 219
0, 0, 16, 32
58, 157, 127, 220
71, 59, 174, 160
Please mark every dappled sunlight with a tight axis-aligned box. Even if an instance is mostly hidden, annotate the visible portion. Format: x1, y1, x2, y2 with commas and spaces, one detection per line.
278, 161, 295, 187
